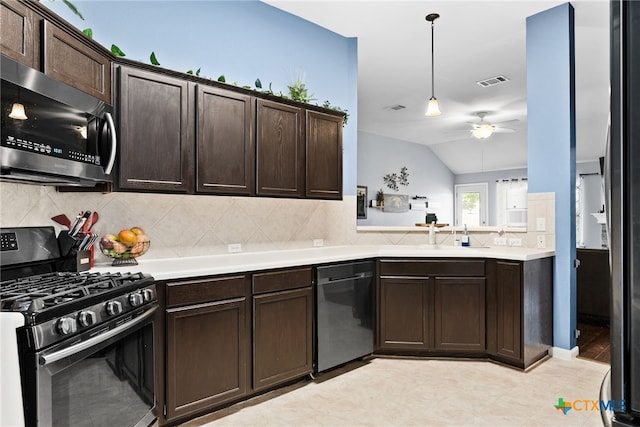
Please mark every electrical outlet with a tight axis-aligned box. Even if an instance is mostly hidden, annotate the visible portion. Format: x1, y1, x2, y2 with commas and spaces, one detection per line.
509, 238, 522, 247
494, 237, 507, 246
313, 239, 324, 247
536, 235, 546, 249
227, 243, 242, 253
575, 329, 581, 339
536, 217, 546, 231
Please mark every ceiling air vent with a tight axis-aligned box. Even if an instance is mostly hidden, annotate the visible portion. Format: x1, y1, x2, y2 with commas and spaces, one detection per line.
388, 104, 406, 111
476, 75, 510, 88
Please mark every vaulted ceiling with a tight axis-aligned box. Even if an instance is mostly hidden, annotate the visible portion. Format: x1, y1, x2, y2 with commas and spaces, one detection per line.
264, 1, 610, 174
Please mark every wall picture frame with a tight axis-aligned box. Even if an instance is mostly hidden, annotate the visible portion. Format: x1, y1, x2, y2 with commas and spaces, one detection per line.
357, 186, 367, 219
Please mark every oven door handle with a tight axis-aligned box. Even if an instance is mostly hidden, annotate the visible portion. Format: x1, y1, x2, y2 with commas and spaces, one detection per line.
39, 305, 156, 366
103, 112, 117, 175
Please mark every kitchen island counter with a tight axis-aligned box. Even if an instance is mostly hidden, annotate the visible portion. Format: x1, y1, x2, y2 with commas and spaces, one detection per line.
91, 245, 554, 280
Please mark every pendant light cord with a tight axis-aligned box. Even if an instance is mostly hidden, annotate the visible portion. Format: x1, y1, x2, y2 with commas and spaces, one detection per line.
431, 20, 435, 98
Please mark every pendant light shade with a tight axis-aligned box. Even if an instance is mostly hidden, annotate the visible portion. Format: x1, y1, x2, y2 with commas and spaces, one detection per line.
425, 13, 441, 117
9, 103, 27, 120
426, 97, 441, 117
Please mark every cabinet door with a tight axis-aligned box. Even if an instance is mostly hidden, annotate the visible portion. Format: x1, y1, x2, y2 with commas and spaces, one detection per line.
118, 67, 192, 192
433, 277, 486, 352
493, 261, 522, 361
196, 85, 254, 195
256, 99, 303, 197
305, 110, 342, 199
1, 0, 39, 69
165, 297, 248, 421
379, 277, 431, 350
253, 286, 312, 391
43, 21, 111, 103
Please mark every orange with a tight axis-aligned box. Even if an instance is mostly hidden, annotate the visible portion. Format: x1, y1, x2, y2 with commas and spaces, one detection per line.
118, 229, 137, 245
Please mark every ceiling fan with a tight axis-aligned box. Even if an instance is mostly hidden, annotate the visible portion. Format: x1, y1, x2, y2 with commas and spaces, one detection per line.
467, 112, 518, 139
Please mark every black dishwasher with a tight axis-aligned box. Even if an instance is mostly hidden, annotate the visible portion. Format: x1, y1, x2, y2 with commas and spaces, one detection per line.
315, 260, 375, 373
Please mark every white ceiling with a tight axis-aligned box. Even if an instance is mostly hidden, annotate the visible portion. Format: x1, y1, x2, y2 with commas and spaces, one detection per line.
263, 0, 610, 175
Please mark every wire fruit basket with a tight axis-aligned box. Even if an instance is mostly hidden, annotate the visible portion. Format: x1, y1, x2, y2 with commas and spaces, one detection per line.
99, 239, 150, 266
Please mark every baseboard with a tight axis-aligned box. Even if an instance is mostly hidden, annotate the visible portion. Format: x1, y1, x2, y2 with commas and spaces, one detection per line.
551, 346, 580, 360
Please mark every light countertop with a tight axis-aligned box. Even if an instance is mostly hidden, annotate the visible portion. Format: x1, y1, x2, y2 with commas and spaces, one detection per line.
91, 245, 555, 281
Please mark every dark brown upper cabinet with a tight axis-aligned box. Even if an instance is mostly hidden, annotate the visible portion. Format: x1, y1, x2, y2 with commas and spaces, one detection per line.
305, 110, 343, 199
256, 99, 304, 198
196, 85, 254, 195
1, 0, 39, 69
118, 66, 192, 193
1, 1, 111, 103
43, 21, 111, 104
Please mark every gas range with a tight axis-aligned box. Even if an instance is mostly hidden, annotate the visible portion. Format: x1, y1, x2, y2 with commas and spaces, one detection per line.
0, 226, 158, 427
0, 270, 156, 350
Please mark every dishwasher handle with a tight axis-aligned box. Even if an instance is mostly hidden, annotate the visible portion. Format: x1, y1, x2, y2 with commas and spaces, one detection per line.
321, 271, 373, 285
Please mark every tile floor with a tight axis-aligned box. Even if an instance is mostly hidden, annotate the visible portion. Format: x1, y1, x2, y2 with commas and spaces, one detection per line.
184, 356, 610, 427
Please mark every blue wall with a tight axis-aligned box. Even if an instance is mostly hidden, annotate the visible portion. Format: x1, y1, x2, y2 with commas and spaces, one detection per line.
357, 132, 454, 226
42, 0, 358, 195
527, 3, 577, 351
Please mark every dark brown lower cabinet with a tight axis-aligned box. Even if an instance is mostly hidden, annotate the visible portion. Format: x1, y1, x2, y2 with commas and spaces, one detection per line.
378, 277, 431, 350
378, 257, 552, 369
490, 260, 522, 361
486, 258, 553, 369
252, 268, 313, 392
164, 275, 250, 423
433, 277, 486, 352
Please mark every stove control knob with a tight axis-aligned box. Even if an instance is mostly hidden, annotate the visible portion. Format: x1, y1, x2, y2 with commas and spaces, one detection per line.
129, 292, 144, 307
56, 317, 77, 335
78, 310, 97, 327
142, 289, 154, 302
105, 300, 123, 316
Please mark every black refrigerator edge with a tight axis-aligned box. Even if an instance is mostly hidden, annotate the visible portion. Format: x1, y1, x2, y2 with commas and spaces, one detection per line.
603, 1, 640, 426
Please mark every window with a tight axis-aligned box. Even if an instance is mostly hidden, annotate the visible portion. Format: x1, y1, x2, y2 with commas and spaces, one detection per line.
455, 183, 488, 227
496, 179, 528, 227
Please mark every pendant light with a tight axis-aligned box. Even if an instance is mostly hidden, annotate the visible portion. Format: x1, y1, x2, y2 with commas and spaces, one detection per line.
425, 13, 441, 117
9, 103, 28, 120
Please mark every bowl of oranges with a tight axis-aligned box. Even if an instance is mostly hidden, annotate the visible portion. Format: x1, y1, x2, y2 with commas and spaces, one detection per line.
99, 227, 150, 266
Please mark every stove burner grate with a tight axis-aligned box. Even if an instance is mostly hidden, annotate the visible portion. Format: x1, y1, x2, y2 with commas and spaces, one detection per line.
0, 271, 149, 314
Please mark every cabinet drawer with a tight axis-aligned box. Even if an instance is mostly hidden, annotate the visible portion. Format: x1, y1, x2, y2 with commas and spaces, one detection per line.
379, 259, 485, 277
252, 267, 313, 294
166, 274, 248, 308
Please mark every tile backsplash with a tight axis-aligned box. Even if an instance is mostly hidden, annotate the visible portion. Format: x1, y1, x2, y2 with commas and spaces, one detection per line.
0, 183, 555, 260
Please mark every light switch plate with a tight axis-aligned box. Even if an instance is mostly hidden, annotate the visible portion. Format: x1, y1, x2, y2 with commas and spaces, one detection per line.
509, 238, 522, 247
494, 237, 507, 246
228, 243, 242, 253
536, 217, 546, 231
313, 239, 324, 247
536, 235, 546, 249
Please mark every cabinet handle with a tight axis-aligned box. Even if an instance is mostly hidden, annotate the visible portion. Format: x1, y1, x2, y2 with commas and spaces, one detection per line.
103, 112, 117, 175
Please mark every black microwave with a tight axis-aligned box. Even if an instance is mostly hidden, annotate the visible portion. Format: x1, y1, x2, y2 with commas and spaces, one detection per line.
0, 54, 116, 186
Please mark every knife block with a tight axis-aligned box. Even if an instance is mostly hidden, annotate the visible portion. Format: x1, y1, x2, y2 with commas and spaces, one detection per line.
56, 231, 91, 272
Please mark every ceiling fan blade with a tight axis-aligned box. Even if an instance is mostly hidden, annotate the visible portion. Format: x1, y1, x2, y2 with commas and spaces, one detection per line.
493, 118, 520, 126
493, 127, 516, 133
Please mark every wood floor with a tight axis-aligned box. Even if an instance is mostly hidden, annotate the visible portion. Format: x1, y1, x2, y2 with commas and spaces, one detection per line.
577, 321, 610, 364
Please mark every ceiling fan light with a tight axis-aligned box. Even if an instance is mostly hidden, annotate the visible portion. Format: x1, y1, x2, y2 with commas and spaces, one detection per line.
472, 124, 494, 139
8, 103, 27, 120
426, 97, 441, 117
